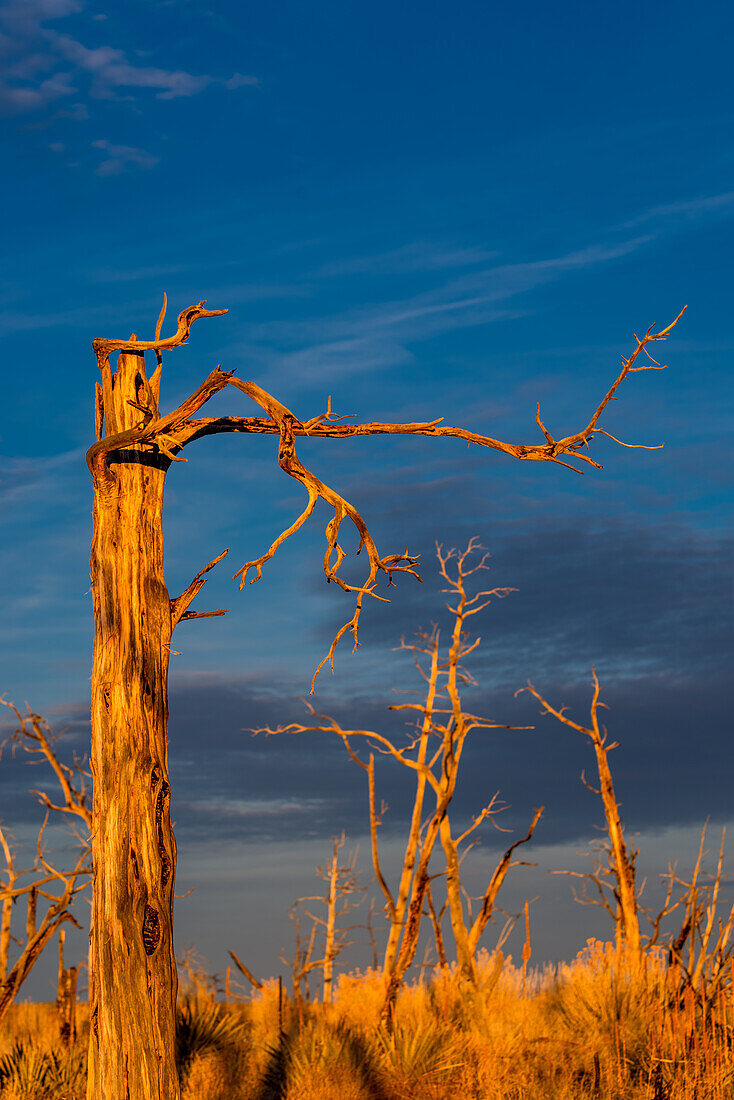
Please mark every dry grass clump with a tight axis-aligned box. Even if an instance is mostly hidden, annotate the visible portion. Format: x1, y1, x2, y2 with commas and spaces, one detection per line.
542, 940, 732, 1099
1, 945, 732, 1099
181, 1048, 235, 1100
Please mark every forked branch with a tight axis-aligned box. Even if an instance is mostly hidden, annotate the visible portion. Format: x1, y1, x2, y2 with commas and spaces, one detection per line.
468, 806, 544, 952
170, 549, 230, 628
0, 700, 92, 833
0, 824, 89, 1026
87, 302, 684, 689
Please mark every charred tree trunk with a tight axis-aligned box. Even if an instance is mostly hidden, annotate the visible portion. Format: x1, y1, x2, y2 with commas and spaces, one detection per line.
88, 343, 179, 1100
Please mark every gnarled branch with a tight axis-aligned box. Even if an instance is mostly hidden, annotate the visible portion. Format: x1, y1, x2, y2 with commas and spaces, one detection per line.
88, 301, 684, 687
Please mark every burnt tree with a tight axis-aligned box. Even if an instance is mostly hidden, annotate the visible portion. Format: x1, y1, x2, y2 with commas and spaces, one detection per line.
85, 297, 683, 1098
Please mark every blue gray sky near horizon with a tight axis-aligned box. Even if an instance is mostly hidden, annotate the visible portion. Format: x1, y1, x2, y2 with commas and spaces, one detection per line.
1, 0, 732, 998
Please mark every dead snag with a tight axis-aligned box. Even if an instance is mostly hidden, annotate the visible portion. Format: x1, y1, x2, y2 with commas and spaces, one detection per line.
255, 541, 542, 1026
0, 700, 91, 1025
85, 298, 682, 1094
0, 821, 87, 1027
519, 671, 642, 959
57, 928, 79, 1046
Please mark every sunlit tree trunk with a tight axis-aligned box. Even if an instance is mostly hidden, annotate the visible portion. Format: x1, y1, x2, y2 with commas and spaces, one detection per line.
522, 672, 641, 961
322, 839, 339, 1003
589, 717, 641, 958
88, 344, 179, 1100
439, 817, 478, 985
381, 660, 436, 978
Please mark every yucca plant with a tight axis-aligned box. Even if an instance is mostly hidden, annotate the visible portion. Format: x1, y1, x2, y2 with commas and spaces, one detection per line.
175, 997, 248, 1089
372, 1020, 467, 1091
41, 1046, 87, 1099
288, 1018, 371, 1079
428, 951, 506, 1032
547, 941, 670, 1084
0, 1039, 86, 1099
0, 1040, 51, 1097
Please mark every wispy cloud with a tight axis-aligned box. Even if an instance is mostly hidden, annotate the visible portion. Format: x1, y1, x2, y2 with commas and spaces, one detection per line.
0, 293, 159, 335
0, 0, 81, 37
0, 447, 84, 505
254, 237, 651, 385
316, 241, 498, 277
47, 32, 236, 101
0, 0, 256, 118
183, 797, 330, 821
618, 191, 734, 229
91, 138, 158, 176
79, 261, 196, 283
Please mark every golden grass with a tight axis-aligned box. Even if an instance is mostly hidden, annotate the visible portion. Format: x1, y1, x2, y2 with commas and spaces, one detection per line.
1, 944, 732, 1099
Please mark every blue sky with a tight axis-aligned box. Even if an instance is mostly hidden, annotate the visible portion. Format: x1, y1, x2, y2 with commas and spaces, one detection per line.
1, 0, 732, 996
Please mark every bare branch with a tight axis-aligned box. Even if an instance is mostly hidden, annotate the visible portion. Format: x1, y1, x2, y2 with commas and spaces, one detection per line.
170, 549, 230, 628
468, 807, 544, 953
0, 842, 89, 1026
425, 882, 448, 968
455, 792, 505, 845
185, 306, 685, 473
228, 950, 262, 990
0, 700, 92, 832
524, 672, 642, 956
93, 300, 227, 366
87, 363, 236, 493
367, 755, 396, 921
92, 304, 683, 686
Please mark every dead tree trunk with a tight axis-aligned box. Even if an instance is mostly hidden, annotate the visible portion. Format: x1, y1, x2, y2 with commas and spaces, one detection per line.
88, 344, 179, 1099
425, 884, 448, 968
322, 837, 340, 1004
439, 816, 479, 985
521, 672, 641, 959
0, 830, 14, 987
261, 542, 543, 1026
57, 928, 79, 1046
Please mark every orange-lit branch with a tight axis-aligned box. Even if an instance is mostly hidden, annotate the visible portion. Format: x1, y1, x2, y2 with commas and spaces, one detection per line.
87, 305, 684, 689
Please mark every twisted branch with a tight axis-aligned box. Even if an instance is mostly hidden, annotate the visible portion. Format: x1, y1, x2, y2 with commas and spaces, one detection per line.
87, 301, 684, 687
93, 300, 228, 366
